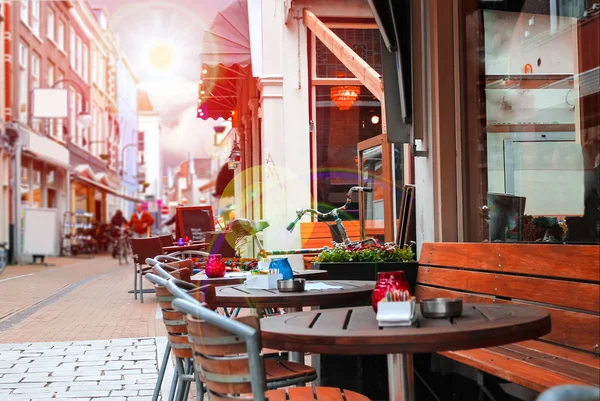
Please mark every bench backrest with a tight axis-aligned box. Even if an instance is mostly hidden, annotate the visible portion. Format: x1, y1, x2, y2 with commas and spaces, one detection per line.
299, 221, 361, 248
416, 243, 600, 355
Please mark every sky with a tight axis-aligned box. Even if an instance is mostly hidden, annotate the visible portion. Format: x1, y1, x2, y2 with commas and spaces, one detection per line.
92, 0, 234, 169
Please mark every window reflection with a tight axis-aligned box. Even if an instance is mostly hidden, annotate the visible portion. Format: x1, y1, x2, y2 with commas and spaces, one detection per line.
463, 1, 599, 243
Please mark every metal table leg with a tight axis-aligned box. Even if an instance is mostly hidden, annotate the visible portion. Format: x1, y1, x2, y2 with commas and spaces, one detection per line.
387, 353, 415, 401
285, 307, 303, 363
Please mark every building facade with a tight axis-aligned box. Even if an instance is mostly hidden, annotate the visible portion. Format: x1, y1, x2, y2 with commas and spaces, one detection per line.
116, 54, 140, 217
138, 90, 161, 203
5, 0, 141, 262
0, 1, 8, 254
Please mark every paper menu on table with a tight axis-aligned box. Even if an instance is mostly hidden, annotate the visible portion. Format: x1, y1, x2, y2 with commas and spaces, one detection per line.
304, 282, 343, 291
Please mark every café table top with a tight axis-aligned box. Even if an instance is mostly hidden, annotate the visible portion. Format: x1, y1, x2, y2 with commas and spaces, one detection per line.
163, 243, 208, 253
191, 269, 329, 286
214, 280, 375, 309
260, 304, 551, 355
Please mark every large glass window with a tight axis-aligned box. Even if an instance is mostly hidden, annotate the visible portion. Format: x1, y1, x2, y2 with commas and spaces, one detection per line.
47, 8, 55, 42
31, 0, 40, 36
57, 19, 65, 51
314, 85, 382, 217
459, 1, 599, 243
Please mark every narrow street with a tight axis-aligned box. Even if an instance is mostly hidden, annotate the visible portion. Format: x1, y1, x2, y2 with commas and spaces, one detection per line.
0, 256, 170, 401
0, 256, 166, 343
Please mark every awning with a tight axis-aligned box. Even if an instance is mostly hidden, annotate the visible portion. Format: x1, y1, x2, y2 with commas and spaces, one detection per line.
198, 0, 251, 121
201, 0, 250, 67
367, 0, 413, 143
199, 179, 216, 193
71, 175, 144, 203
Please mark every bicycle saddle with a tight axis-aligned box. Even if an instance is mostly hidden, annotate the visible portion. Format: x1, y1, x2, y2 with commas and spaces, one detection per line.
228, 219, 270, 236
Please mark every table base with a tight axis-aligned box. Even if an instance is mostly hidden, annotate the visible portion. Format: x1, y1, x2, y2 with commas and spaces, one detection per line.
387, 353, 414, 401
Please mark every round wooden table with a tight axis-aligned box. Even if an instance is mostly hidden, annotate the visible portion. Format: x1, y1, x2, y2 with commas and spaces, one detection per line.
261, 304, 551, 401
191, 269, 329, 286
214, 280, 374, 309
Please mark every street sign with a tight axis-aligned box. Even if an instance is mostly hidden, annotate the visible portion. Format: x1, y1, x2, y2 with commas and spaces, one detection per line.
32, 88, 68, 118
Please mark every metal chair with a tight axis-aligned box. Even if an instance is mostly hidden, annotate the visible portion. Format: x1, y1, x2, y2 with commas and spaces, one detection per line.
129, 237, 164, 303
146, 273, 214, 401
172, 297, 371, 401
537, 385, 600, 401
159, 234, 175, 247
166, 250, 209, 260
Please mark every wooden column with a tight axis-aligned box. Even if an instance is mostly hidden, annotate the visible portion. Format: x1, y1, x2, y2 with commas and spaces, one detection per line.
303, 9, 383, 101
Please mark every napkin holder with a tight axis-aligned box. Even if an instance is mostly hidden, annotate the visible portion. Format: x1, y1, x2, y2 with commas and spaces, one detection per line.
376, 298, 417, 327
245, 273, 282, 289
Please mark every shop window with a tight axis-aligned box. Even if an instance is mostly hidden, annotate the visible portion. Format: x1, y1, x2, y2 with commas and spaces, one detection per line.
314, 85, 382, 217
459, 1, 599, 243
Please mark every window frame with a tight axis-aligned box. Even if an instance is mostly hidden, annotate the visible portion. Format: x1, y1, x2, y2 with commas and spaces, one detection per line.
308, 22, 397, 241
30, 0, 40, 37
57, 19, 66, 52
47, 7, 55, 42
20, 0, 28, 26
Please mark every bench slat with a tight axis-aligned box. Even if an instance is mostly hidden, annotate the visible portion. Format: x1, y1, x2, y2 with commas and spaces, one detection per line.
439, 348, 592, 393
512, 340, 600, 369
490, 345, 600, 386
418, 266, 600, 313
420, 243, 600, 282
416, 285, 600, 354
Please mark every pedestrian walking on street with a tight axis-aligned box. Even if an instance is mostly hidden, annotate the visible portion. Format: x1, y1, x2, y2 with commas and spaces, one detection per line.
128, 203, 155, 238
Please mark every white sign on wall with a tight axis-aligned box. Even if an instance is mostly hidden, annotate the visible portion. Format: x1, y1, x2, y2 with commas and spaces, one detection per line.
32, 88, 69, 118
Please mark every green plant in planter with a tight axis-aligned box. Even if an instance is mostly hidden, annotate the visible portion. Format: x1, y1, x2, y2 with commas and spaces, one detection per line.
315, 242, 415, 263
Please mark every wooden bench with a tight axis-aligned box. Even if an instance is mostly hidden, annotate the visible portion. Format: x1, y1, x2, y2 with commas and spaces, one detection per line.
416, 242, 600, 394
299, 222, 361, 269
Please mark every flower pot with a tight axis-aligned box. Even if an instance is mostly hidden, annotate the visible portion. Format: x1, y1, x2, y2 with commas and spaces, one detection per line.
311, 261, 418, 293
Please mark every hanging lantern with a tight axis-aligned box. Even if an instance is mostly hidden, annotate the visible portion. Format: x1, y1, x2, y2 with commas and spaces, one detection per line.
228, 142, 242, 170
330, 86, 361, 110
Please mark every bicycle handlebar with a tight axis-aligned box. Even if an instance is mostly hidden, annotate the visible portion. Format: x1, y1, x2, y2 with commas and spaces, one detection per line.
286, 186, 372, 233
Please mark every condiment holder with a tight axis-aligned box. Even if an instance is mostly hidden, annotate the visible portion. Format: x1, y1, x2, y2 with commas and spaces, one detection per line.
245, 269, 282, 289
376, 290, 417, 327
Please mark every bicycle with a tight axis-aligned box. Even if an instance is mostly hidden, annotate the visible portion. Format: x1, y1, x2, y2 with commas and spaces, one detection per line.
227, 186, 375, 258
0, 242, 7, 275
110, 226, 130, 265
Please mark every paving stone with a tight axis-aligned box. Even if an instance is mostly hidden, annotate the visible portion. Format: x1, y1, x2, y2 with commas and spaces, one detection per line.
108, 389, 140, 397
72, 375, 124, 382
56, 390, 111, 397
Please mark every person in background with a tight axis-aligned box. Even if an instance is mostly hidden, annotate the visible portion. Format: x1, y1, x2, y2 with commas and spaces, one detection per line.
129, 203, 155, 238
110, 210, 128, 227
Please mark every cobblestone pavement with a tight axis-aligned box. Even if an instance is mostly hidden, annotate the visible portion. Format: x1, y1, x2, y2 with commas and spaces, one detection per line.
0, 256, 176, 400
0, 337, 166, 401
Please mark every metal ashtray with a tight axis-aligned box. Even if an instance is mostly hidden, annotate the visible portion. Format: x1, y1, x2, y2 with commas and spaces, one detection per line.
277, 278, 305, 292
420, 298, 463, 319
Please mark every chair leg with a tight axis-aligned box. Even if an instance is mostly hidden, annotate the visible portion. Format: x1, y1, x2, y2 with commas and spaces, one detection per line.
167, 364, 180, 401
133, 263, 138, 300
194, 361, 204, 401
152, 342, 172, 401
140, 268, 144, 303
182, 358, 192, 401
173, 358, 187, 401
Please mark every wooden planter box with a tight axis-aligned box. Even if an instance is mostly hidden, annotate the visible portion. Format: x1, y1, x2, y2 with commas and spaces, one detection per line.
310, 261, 418, 400
311, 261, 418, 292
